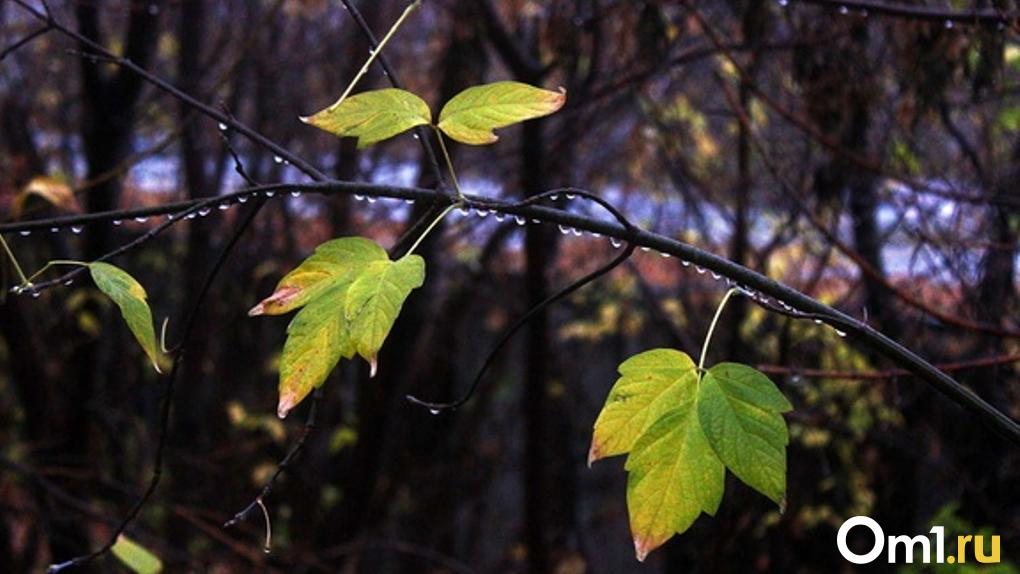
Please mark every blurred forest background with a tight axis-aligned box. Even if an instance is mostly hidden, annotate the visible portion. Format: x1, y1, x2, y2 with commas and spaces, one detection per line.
1, 0, 1020, 572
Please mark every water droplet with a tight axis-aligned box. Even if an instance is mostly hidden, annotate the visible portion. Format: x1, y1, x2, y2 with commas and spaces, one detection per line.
944, 20, 954, 29
290, 191, 302, 198
558, 225, 571, 235
264, 191, 276, 198
354, 194, 366, 201
31, 290, 41, 298
565, 193, 577, 200
681, 260, 691, 267
695, 266, 706, 274
238, 195, 249, 203
514, 216, 526, 225
64, 279, 74, 287
457, 206, 470, 215
429, 408, 441, 415
50, 227, 59, 233
134, 217, 148, 223
660, 252, 671, 258
571, 228, 583, 236
273, 155, 284, 164
777, 0, 788, 6
71, 226, 83, 234
218, 122, 228, 131
198, 208, 212, 217
531, 219, 541, 224
838, 5, 848, 14
640, 246, 650, 252
218, 203, 231, 211
113, 219, 123, 226
19, 230, 31, 236
366, 196, 377, 203
262, 547, 271, 555
412, 133, 420, 140
610, 238, 622, 248
494, 213, 506, 222
711, 272, 721, 280
835, 329, 847, 337
549, 194, 560, 201
813, 319, 823, 325
591, 232, 602, 238
404, 199, 416, 205
186, 213, 197, 219
475, 209, 489, 217
147, 4, 159, 15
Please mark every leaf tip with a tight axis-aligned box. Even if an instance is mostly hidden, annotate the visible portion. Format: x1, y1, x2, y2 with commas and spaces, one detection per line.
634, 537, 655, 562
250, 285, 301, 317
248, 303, 265, 317
587, 441, 602, 468
368, 356, 378, 378
277, 392, 298, 420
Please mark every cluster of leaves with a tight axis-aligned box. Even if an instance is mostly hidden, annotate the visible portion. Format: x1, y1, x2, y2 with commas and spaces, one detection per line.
302, 80, 566, 147
249, 238, 424, 418
590, 349, 792, 560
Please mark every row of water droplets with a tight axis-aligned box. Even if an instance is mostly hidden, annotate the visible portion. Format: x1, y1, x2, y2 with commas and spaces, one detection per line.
774, 0, 1009, 31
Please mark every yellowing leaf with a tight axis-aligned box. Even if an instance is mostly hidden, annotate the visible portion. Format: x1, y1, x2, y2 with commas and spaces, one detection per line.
698, 363, 792, 506
437, 81, 566, 145
250, 238, 386, 316
301, 88, 431, 148
624, 401, 724, 561
111, 534, 162, 574
89, 262, 165, 373
590, 350, 792, 561
13, 176, 80, 219
589, 349, 697, 465
251, 238, 426, 418
344, 255, 425, 373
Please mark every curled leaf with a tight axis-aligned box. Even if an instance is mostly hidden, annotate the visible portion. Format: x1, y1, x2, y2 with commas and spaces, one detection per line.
437, 81, 566, 145
301, 88, 432, 148
89, 262, 165, 373
13, 176, 80, 219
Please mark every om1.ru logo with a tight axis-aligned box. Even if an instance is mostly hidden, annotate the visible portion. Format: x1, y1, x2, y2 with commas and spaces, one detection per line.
837, 516, 1001, 565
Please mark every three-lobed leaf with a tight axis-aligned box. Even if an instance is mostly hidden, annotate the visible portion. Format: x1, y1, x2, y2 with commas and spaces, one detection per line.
250, 237, 425, 418
590, 349, 792, 561
437, 81, 566, 145
89, 262, 165, 373
302, 88, 431, 148
111, 534, 163, 574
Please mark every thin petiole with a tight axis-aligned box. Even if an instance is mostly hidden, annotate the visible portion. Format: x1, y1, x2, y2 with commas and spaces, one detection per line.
0, 234, 30, 286
405, 203, 457, 257
698, 287, 741, 375
433, 127, 464, 201
327, 0, 420, 111
23, 259, 89, 285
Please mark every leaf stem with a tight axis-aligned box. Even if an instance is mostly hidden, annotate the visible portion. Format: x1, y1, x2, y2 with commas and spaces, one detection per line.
698, 287, 740, 374
0, 234, 30, 286
327, 0, 420, 111
404, 204, 456, 257
24, 259, 89, 285
433, 127, 464, 201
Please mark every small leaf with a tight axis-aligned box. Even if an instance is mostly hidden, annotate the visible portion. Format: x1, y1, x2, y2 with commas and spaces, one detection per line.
111, 534, 163, 574
589, 349, 697, 465
344, 255, 425, 370
89, 262, 164, 373
251, 238, 425, 418
301, 88, 431, 148
697, 363, 792, 505
437, 81, 566, 145
624, 400, 725, 561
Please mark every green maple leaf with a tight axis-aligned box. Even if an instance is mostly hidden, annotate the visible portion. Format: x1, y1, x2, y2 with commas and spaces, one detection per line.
698, 362, 792, 506
250, 237, 425, 418
589, 349, 792, 561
